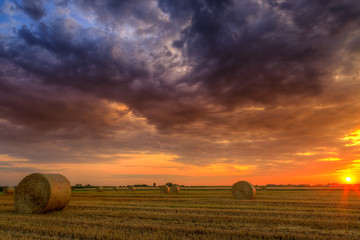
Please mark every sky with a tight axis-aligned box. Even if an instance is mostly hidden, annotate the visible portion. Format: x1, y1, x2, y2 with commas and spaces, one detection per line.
0, 0, 360, 186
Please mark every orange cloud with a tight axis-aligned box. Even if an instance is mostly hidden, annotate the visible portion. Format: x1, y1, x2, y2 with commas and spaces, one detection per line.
342, 129, 360, 146
0, 152, 257, 186
295, 152, 315, 156
317, 158, 342, 162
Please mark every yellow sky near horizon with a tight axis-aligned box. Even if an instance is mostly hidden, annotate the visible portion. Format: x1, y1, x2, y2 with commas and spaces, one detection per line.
1, 124, 360, 186
1, 125, 360, 186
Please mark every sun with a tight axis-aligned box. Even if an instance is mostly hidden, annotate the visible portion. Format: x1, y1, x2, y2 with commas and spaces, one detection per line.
345, 177, 352, 182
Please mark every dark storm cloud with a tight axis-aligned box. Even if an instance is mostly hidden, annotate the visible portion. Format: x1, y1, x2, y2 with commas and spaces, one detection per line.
278, 0, 360, 33
11, 19, 158, 102
0, 0, 359, 168
75, 0, 163, 26
15, 0, 46, 20
160, 0, 350, 107
5, 1, 358, 122
0, 59, 134, 136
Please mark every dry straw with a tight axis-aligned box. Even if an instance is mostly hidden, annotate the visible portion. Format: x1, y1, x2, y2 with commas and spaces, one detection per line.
14, 173, 71, 214
3, 186, 15, 194
128, 185, 136, 191
159, 185, 170, 194
231, 181, 256, 200
96, 186, 104, 192
113, 186, 120, 191
170, 184, 180, 193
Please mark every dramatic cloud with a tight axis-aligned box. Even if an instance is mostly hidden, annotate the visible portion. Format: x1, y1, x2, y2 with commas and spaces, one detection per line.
0, 0, 359, 185
15, 0, 46, 20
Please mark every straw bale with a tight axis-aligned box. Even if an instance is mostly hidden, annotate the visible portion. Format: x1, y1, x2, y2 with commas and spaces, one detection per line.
170, 184, 180, 193
14, 173, 71, 214
3, 186, 15, 194
231, 181, 256, 200
128, 185, 136, 191
96, 186, 103, 192
159, 185, 170, 193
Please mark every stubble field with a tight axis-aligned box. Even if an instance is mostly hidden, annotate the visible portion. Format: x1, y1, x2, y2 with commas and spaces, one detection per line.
0, 188, 360, 240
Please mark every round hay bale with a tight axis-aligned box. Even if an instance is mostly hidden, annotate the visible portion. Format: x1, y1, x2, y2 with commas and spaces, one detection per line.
113, 186, 120, 191
159, 185, 170, 194
231, 181, 256, 200
3, 186, 15, 194
170, 184, 180, 193
96, 186, 103, 192
14, 173, 71, 214
127, 185, 136, 191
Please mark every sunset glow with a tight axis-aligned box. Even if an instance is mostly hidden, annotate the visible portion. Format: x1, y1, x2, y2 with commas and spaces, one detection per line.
0, 0, 360, 186
342, 129, 360, 146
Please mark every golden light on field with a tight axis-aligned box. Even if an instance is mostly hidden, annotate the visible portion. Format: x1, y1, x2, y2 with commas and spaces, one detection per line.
345, 177, 352, 182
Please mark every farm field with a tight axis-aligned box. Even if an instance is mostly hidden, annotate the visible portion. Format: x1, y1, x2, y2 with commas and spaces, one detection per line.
1, 188, 360, 240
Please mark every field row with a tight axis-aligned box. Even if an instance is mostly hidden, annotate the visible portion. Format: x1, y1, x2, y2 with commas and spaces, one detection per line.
1, 189, 360, 239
